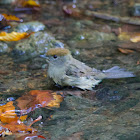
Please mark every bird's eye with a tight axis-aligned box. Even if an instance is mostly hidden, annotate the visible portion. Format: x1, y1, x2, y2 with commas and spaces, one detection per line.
53, 55, 57, 59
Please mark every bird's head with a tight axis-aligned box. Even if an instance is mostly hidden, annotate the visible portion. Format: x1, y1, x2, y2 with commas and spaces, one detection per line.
44, 48, 71, 66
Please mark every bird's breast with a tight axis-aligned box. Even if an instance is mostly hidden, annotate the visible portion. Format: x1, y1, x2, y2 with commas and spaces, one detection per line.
47, 65, 66, 84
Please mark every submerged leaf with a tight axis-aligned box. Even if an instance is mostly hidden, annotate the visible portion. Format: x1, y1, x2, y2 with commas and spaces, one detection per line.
0, 101, 18, 123
16, 90, 64, 112
0, 31, 32, 41
118, 48, 134, 54
118, 32, 131, 40
118, 32, 140, 43
130, 34, 140, 43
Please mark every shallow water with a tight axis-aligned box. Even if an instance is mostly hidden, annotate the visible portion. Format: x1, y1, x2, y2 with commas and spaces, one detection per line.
0, 0, 140, 139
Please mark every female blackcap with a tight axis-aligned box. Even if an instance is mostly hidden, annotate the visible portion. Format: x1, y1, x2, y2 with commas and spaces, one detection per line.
44, 48, 134, 90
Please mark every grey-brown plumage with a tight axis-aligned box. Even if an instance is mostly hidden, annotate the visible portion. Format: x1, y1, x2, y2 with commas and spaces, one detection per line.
44, 48, 134, 90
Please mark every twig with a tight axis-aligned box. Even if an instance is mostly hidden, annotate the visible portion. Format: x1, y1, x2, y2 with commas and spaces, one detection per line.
85, 10, 140, 26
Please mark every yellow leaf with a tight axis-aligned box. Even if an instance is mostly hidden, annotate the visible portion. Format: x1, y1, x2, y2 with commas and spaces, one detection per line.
130, 35, 140, 43
22, 0, 40, 7
47, 92, 64, 108
2, 14, 22, 22
118, 32, 140, 43
118, 32, 131, 40
19, 115, 28, 121
0, 32, 32, 41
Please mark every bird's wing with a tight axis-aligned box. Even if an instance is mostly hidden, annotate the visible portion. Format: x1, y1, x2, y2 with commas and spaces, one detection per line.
66, 58, 93, 77
63, 58, 103, 90
66, 58, 106, 79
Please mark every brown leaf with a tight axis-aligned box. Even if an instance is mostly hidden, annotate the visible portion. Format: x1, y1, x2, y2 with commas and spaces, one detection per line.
16, 90, 64, 112
118, 41, 140, 52
63, 5, 82, 18
118, 48, 134, 54
0, 70, 10, 75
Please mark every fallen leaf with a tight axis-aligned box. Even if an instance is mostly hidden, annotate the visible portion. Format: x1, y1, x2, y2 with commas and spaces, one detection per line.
118, 32, 140, 43
0, 70, 10, 75
118, 41, 140, 52
0, 14, 9, 29
118, 32, 131, 40
0, 31, 33, 41
19, 115, 28, 121
0, 116, 42, 138
130, 34, 140, 43
0, 101, 18, 123
2, 14, 22, 22
0, 101, 28, 124
1, 122, 36, 133
137, 61, 140, 65
16, 90, 64, 113
15, 134, 46, 140
63, 5, 82, 18
22, 0, 40, 7
118, 48, 134, 54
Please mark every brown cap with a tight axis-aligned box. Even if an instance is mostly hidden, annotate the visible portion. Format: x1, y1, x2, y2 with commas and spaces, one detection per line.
46, 48, 70, 56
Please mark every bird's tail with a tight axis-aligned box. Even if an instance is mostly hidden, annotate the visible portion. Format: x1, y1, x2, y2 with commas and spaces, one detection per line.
103, 66, 135, 79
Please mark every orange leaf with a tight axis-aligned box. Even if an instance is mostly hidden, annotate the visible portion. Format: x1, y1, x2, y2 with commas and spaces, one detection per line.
30, 90, 64, 108
0, 31, 32, 41
19, 115, 28, 121
1, 116, 41, 134
118, 48, 134, 54
1, 122, 37, 133
0, 101, 18, 123
16, 90, 64, 112
2, 14, 22, 22
22, 0, 40, 7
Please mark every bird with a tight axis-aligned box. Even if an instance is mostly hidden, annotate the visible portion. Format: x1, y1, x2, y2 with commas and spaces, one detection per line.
41, 48, 135, 90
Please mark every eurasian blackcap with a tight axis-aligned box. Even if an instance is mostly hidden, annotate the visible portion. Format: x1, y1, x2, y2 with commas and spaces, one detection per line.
43, 48, 134, 90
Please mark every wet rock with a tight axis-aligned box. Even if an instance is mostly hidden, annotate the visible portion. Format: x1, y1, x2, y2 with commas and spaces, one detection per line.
73, 31, 116, 42
28, 57, 47, 70
112, 98, 139, 114
0, 0, 15, 4
0, 14, 9, 29
14, 21, 45, 32
131, 3, 140, 16
59, 132, 84, 140
42, 95, 102, 139
0, 42, 10, 53
12, 32, 64, 61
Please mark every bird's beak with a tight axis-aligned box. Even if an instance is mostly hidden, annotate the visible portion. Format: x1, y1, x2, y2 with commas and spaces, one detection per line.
40, 55, 49, 62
